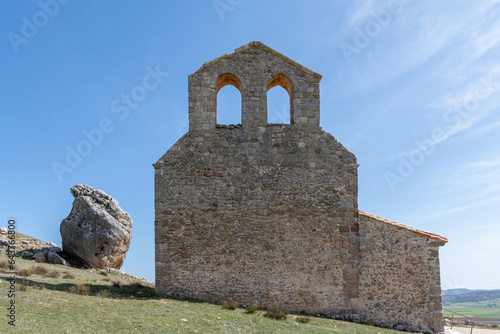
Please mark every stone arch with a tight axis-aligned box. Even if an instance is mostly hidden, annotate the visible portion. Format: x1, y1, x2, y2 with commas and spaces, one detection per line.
216, 73, 242, 94
216, 73, 243, 125
267, 73, 293, 95
267, 73, 294, 124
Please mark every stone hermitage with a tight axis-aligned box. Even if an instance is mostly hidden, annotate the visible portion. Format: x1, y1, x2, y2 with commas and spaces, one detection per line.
154, 41, 447, 333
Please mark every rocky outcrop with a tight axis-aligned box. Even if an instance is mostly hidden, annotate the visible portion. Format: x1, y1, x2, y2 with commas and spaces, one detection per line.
0, 231, 70, 266
26, 246, 69, 266
60, 184, 133, 270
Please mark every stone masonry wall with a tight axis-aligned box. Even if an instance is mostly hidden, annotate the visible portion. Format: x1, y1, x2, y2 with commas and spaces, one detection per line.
358, 212, 445, 333
154, 124, 359, 315
155, 41, 446, 333
188, 41, 322, 130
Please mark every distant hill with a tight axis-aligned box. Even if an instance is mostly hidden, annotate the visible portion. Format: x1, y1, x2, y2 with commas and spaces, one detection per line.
442, 289, 500, 304
442, 288, 477, 296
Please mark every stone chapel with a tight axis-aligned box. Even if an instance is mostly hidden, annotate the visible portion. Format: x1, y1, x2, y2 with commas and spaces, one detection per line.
154, 41, 447, 333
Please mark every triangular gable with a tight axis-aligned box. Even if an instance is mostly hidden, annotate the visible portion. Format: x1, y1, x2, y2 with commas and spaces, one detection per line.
194, 41, 322, 80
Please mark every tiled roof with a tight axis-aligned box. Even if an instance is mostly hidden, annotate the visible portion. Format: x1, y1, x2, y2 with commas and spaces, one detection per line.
359, 211, 448, 244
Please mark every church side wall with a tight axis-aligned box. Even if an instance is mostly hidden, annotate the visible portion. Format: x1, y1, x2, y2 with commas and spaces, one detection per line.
358, 214, 444, 333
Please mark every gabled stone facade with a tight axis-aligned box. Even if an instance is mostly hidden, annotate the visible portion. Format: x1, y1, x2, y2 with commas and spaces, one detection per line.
154, 42, 447, 333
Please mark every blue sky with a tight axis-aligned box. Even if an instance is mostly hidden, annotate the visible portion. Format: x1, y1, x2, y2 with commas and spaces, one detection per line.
1, 0, 499, 289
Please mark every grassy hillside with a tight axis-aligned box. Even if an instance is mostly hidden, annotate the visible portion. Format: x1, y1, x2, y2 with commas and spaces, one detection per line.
442, 288, 500, 322
0, 257, 406, 334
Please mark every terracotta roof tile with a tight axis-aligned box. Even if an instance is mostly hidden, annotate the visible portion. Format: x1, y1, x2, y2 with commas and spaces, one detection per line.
359, 211, 448, 244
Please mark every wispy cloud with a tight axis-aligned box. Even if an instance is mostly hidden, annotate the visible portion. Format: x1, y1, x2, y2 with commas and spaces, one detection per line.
385, 69, 500, 160
347, 0, 378, 27
431, 193, 500, 217
335, 82, 421, 149
333, 1, 500, 95
461, 118, 500, 140
422, 154, 500, 217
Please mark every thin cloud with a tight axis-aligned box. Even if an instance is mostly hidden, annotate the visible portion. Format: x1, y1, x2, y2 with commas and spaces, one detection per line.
430, 193, 500, 217
334, 1, 500, 95
462, 118, 500, 139
419, 154, 500, 218
347, 0, 378, 27
385, 69, 500, 160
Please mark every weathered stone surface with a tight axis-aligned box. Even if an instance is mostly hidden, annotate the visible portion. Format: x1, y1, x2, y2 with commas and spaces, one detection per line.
106, 268, 123, 275
47, 246, 62, 253
358, 212, 446, 333
19, 250, 34, 257
155, 124, 359, 314
46, 251, 68, 266
60, 184, 133, 269
188, 41, 321, 131
32, 252, 46, 261
154, 42, 447, 334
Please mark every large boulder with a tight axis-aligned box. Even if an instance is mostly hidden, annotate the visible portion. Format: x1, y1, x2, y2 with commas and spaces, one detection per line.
60, 184, 133, 269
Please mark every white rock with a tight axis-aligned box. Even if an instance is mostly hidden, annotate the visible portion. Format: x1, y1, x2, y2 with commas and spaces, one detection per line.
60, 184, 133, 270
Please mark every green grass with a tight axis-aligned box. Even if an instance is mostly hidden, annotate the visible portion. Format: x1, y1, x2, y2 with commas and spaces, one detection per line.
0, 258, 405, 333
443, 299, 500, 319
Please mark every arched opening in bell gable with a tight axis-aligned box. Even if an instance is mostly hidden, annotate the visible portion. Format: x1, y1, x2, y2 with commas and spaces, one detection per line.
267, 73, 293, 124
216, 73, 242, 125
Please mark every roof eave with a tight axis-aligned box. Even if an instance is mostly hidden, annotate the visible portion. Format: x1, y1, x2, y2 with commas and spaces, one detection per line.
359, 211, 448, 244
